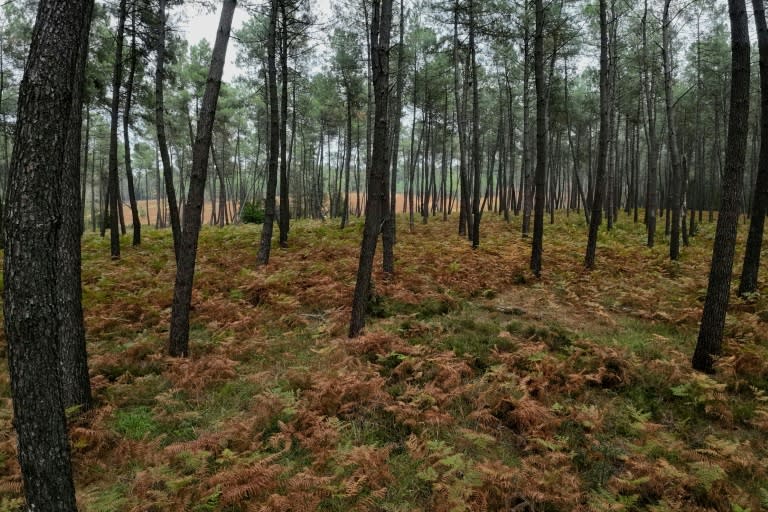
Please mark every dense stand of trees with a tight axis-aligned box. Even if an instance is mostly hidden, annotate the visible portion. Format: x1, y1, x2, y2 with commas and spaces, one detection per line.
2, 0, 768, 506
0, 0, 742, 251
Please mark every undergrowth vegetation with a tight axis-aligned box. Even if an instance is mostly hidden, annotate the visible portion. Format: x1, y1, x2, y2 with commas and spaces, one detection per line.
1, 213, 768, 511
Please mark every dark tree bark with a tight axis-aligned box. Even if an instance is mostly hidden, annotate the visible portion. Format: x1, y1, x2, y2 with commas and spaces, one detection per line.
168, 0, 236, 357
408, 61, 419, 232
739, 0, 768, 296
662, 0, 683, 260
692, 0, 750, 372
124, 2, 141, 246
108, 0, 128, 259
278, 0, 290, 247
453, 2, 469, 238
382, 0, 405, 275
470, 0, 482, 249
341, 86, 353, 229
4, 1, 93, 508
585, 0, 610, 269
156, 0, 181, 261
642, 0, 660, 247
81, 109, 90, 235
521, 8, 534, 237
59, 0, 95, 412
349, 0, 393, 337
530, 0, 547, 275
258, 0, 279, 265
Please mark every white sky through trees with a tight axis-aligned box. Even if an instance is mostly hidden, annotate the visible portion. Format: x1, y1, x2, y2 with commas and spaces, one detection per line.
181, 1, 332, 80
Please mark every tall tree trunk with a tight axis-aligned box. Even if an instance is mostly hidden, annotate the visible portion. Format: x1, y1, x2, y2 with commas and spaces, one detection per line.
124, 3, 141, 246
349, 0, 393, 337
564, 61, 589, 224
521, 9, 534, 237
4, 1, 93, 508
258, 0, 279, 265
91, 137, 97, 232
692, 0, 750, 372
739, 0, 768, 296
470, 0, 482, 248
341, 87, 353, 229
642, 0, 660, 247
382, 0, 404, 274
156, 0, 181, 261
663, 0, 683, 260
530, 0, 547, 274
0, 35, 6, 241
278, 0, 290, 247
408, 63, 419, 232
696, 13, 705, 226
213, 145, 228, 226
168, 0, 236, 357
453, 2, 469, 237
362, 0, 373, 179
118, 183, 127, 234
81, 109, 90, 234
585, 0, 610, 269
107, 0, 127, 259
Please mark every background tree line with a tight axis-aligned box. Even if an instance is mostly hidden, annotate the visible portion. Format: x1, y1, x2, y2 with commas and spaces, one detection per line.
0, 0, 744, 252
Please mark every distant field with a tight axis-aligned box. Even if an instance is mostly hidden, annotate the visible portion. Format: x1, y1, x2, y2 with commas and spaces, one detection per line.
85, 193, 432, 231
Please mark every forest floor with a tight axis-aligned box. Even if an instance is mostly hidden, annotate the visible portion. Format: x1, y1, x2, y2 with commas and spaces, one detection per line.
1, 212, 768, 511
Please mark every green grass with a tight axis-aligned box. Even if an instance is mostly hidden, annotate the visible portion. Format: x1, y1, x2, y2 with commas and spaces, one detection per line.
113, 406, 160, 441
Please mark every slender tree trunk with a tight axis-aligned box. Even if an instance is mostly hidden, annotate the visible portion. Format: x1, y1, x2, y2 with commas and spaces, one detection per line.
278, 0, 290, 247
408, 70, 420, 232
681, 155, 690, 246
383, 0, 404, 274
585, 0, 610, 269
362, 0, 373, 178
349, 0, 393, 337
453, 3, 470, 237
258, 0, 280, 264
739, 0, 768, 296
0, 36, 6, 240
124, 3, 141, 246
107, 0, 127, 259
156, 0, 181, 261
118, 183, 126, 234
530, 0, 547, 274
642, 0, 660, 247
168, 0, 236, 357
692, 0, 750, 372
91, 141, 97, 232
341, 87, 353, 229
696, 13, 705, 226
213, 146, 228, 226
521, 11, 534, 237
81, 109, 90, 234
470, 0, 482, 248
564, 61, 589, 224
663, 0, 683, 260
